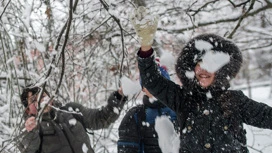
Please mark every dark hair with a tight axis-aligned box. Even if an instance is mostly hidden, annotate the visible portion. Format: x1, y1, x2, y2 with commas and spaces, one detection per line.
20, 85, 50, 107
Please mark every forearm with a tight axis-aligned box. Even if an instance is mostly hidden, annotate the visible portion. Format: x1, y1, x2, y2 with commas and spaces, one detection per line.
137, 50, 184, 113
68, 91, 127, 130
141, 46, 152, 51
238, 91, 272, 129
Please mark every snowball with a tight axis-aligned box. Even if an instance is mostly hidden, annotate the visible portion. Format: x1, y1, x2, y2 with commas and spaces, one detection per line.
120, 76, 142, 96
160, 52, 175, 69
195, 40, 213, 52
68, 107, 74, 112
155, 116, 180, 153
82, 143, 88, 153
69, 118, 77, 126
194, 40, 230, 73
206, 91, 212, 99
113, 107, 119, 114
200, 51, 230, 73
185, 71, 195, 79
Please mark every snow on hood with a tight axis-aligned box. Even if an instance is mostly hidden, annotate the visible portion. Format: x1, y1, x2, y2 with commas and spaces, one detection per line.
175, 33, 242, 91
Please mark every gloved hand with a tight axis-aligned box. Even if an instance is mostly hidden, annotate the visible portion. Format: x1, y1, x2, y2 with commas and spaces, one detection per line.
130, 6, 159, 46
108, 91, 128, 108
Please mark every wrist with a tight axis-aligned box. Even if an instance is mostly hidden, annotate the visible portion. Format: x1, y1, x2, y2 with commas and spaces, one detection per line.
141, 46, 152, 51
138, 47, 153, 58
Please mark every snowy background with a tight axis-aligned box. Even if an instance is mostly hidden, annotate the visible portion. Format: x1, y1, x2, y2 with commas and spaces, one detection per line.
0, 0, 272, 152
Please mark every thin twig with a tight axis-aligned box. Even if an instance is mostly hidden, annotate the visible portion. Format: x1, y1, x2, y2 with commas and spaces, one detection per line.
99, 0, 126, 81
0, 0, 11, 19
227, 0, 256, 39
228, 0, 251, 7
160, 3, 272, 34
55, 0, 74, 95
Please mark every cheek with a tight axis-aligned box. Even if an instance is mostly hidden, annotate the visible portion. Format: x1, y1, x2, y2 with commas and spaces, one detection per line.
211, 74, 216, 81
28, 104, 38, 115
194, 64, 201, 72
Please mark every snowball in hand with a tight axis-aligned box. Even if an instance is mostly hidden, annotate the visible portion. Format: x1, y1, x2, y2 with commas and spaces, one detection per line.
120, 76, 142, 96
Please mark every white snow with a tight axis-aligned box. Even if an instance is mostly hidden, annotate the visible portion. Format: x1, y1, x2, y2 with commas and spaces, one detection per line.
155, 116, 180, 153
68, 107, 74, 112
82, 143, 88, 153
195, 40, 213, 52
33, 41, 46, 52
185, 70, 195, 79
194, 40, 230, 73
160, 52, 175, 70
69, 118, 77, 126
206, 91, 212, 99
120, 76, 142, 96
142, 121, 150, 127
113, 107, 119, 114
39, 96, 50, 110
200, 51, 230, 73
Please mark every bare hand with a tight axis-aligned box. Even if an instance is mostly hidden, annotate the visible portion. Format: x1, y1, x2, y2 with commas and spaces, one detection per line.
25, 116, 37, 132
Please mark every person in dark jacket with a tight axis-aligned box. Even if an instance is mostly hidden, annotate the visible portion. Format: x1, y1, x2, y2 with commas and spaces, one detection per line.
130, 7, 272, 153
118, 64, 178, 153
17, 84, 127, 153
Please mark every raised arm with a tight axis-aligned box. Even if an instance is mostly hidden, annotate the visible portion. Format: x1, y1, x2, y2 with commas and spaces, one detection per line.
138, 50, 186, 113
65, 91, 127, 130
235, 90, 272, 129
130, 7, 186, 113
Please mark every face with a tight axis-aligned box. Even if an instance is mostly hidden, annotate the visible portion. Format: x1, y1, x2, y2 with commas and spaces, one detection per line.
27, 92, 52, 116
194, 63, 216, 88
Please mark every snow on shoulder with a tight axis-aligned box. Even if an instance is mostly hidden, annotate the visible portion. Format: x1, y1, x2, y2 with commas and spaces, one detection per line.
195, 40, 230, 73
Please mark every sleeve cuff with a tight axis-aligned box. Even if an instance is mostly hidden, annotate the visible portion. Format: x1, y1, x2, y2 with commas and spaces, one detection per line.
137, 48, 154, 58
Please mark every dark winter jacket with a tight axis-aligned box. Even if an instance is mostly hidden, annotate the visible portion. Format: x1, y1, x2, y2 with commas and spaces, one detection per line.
137, 34, 272, 153
18, 91, 127, 153
118, 95, 178, 153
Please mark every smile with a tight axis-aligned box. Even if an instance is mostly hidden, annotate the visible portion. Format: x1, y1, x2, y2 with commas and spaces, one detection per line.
199, 74, 211, 78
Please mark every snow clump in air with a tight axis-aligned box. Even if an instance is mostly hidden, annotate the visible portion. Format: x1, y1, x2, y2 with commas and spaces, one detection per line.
155, 116, 180, 153
82, 143, 88, 153
120, 76, 142, 96
195, 40, 230, 73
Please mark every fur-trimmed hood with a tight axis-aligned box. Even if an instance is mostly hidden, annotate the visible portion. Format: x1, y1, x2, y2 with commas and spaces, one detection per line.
175, 34, 243, 92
